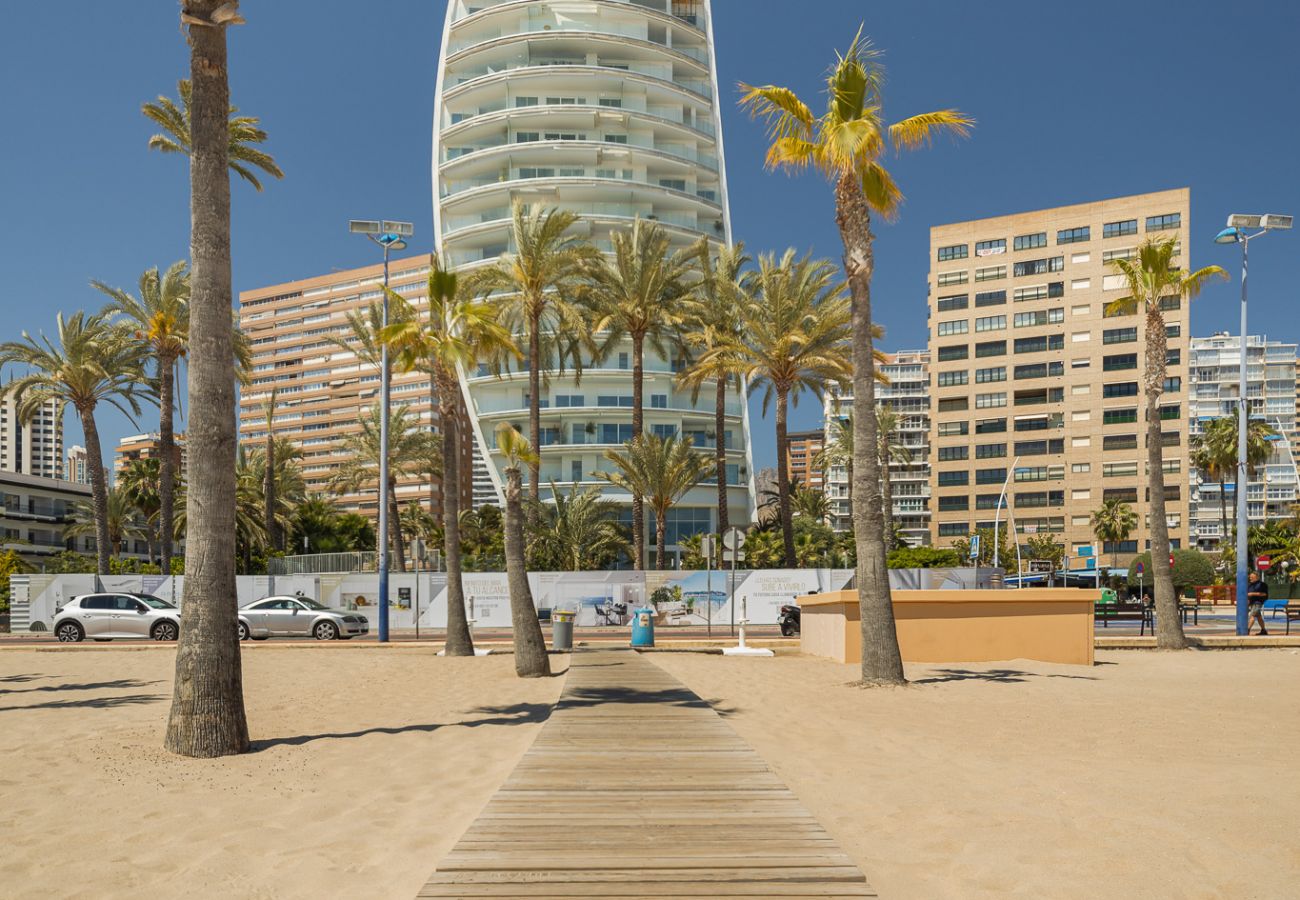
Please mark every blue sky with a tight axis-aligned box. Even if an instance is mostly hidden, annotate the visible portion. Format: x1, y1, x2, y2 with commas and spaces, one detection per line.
2, 0, 1298, 473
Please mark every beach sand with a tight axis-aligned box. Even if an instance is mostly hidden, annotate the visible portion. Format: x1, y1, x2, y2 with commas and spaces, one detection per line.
652, 649, 1300, 900
0, 647, 565, 899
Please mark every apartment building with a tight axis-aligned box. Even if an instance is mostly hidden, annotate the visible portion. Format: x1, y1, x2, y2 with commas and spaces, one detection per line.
0, 470, 92, 563
435, 0, 754, 558
1188, 333, 1299, 551
64, 446, 90, 485
113, 432, 186, 480
825, 350, 931, 544
785, 430, 824, 491
928, 189, 1191, 570
237, 258, 474, 522
0, 390, 62, 480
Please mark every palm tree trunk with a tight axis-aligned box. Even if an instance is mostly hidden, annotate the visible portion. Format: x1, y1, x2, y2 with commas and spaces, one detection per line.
631, 332, 646, 569
387, 477, 406, 573
714, 377, 729, 538
165, 0, 250, 757
775, 389, 796, 567
77, 408, 111, 575
1144, 310, 1186, 649
505, 467, 550, 677
835, 172, 904, 685
263, 432, 276, 554
159, 357, 177, 572
438, 368, 474, 656
656, 509, 668, 571
527, 310, 541, 509
429, 375, 439, 515
879, 436, 895, 551
1219, 477, 1229, 553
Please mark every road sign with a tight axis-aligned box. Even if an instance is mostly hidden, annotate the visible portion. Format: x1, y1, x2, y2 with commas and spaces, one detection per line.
722, 549, 745, 563
1258, 554, 1272, 571
1085, 556, 1096, 569
722, 527, 745, 551
700, 534, 717, 562
1136, 561, 1144, 575
1169, 553, 1175, 567
968, 533, 981, 560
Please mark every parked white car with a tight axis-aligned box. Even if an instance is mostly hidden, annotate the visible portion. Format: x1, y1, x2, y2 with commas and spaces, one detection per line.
52, 593, 180, 642
237, 596, 368, 641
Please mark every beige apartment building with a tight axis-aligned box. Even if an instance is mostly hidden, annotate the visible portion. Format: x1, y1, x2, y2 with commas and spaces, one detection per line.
113, 432, 186, 480
238, 256, 473, 523
785, 430, 825, 492
927, 188, 1191, 571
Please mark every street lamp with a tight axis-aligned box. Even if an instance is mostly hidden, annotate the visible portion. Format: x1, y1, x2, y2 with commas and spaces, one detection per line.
1214, 213, 1291, 635
349, 219, 414, 643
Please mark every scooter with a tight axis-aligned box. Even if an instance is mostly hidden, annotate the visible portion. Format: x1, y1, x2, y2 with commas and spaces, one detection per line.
778, 603, 801, 637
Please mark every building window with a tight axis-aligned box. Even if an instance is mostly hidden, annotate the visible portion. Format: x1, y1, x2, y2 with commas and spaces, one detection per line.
1145, 213, 1181, 231
937, 294, 969, 312
1014, 362, 1064, 379
1103, 434, 1138, 451
650, 394, 668, 408
1103, 327, 1138, 344
938, 244, 969, 262
1013, 335, 1064, 354
1103, 462, 1139, 477
1103, 408, 1138, 425
1013, 232, 1047, 251
1102, 247, 1136, 263
938, 421, 969, 437
975, 315, 1006, 332
1103, 540, 1139, 554
1014, 309, 1064, 328
1102, 382, 1139, 398
938, 523, 968, 537
938, 446, 969, 461
937, 371, 968, 387
976, 468, 1007, 485
1057, 226, 1090, 244
1103, 219, 1138, 238
975, 340, 1006, 358
976, 392, 1007, 409
938, 496, 969, 511
976, 442, 1007, 459
1014, 439, 1064, 456
603, 134, 628, 144
975, 266, 1006, 283
976, 494, 1002, 510
1163, 376, 1182, 392
1013, 257, 1064, 277
975, 418, 1007, 434
938, 344, 968, 362
937, 319, 969, 336
1103, 353, 1138, 371
1160, 405, 1181, 421
975, 366, 1006, 383
938, 397, 969, 413
938, 470, 969, 486
1167, 324, 1182, 338
975, 290, 1007, 308
937, 271, 968, 287
975, 239, 1007, 256
1166, 349, 1181, 366
1158, 296, 1181, 312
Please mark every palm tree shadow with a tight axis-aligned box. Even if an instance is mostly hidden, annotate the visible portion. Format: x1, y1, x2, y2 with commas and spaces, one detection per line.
250, 701, 555, 751
1, 678, 160, 696
558, 685, 739, 718
913, 668, 1098, 685
0, 674, 50, 684
0, 693, 166, 712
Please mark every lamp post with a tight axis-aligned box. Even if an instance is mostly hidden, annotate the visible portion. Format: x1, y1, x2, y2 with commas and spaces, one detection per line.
992, 456, 1021, 584
1214, 213, 1292, 635
349, 219, 414, 643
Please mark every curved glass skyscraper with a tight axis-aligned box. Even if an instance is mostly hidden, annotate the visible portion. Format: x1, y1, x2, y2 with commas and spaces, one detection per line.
434, 0, 754, 562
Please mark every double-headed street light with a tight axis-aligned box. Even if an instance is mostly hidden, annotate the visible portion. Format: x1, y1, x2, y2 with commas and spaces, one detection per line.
349, 219, 414, 643
1214, 213, 1291, 635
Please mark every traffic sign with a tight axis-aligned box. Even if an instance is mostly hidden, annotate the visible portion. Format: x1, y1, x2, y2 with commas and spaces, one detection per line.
1258, 554, 1272, 571
1136, 561, 1144, 575
968, 533, 981, 560
722, 527, 746, 551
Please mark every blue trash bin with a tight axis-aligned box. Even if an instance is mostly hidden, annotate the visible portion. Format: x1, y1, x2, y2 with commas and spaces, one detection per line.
630, 606, 655, 648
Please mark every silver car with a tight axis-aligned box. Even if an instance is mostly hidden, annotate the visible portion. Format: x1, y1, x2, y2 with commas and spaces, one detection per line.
237, 595, 368, 641
52, 593, 181, 643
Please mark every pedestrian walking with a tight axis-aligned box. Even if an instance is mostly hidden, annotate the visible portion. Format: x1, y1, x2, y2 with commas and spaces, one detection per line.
1246, 571, 1270, 636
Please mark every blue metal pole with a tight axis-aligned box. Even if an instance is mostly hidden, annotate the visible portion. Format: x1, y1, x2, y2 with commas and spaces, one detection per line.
1235, 237, 1249, 636
378, 243, 391, 643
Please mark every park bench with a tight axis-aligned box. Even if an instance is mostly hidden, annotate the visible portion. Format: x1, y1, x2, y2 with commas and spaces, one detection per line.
1095, 600, 1154, 634
1286, 601, 1300, 635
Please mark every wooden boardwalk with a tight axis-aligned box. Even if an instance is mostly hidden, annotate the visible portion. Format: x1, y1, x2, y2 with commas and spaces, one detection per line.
420, 648, 874, 898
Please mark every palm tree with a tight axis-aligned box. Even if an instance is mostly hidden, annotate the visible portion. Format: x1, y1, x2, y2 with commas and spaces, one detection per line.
118, 457, 163, 563
874, 406, 914, 550
1106, 237, 1227, 649
261, 386, 279, 552
1195, 416, 1274, 550
244, 436, 304, 544
478, 203, 599, 506
792, 485, 830, 522
142, 78, 283, 191
94, 261, 189, 572
721, 250, 851, 567
67, 485, 145, 559
528, 483, 630, 571
172, 456, 268, 574
381, 255, 518, 657
494, 425, 551, 678
162, 1, 249, 757
0, 312, 149, 575
291, 495, 375, 555
586, 219, 694, 567
816, 415, 854, 529
741, 30, 972, 684
677, 240, 750, 540
1091, 499, 1138, 570
595, 435, 710, 570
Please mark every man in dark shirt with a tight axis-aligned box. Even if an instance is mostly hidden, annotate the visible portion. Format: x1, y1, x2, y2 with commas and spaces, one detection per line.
1246, 571, 1269, 636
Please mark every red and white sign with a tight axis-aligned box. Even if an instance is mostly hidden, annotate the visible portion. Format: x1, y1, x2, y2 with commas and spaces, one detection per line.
1169, 553, 1175, 567
1258, 555, 1272, 571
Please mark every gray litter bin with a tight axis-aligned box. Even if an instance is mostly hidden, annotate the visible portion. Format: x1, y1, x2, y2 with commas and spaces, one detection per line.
551, 610, 574, 651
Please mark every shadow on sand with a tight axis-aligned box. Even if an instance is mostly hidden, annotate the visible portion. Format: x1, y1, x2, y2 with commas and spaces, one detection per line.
912, 668, 1099, 685
251, 701, 555, 751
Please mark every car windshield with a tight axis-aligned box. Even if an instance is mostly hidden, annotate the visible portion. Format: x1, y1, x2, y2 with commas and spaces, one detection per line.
295, 597, 328, 610
134, 595, 175, 609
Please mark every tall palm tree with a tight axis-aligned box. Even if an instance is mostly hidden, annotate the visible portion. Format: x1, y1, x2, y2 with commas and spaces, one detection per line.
1106, 237, 1226, 649
792, 485, 830, 522
244, 436, 304, 542
478, 203, 599, 506
142, 78, 283, 191
677, 240, 750, 540
528, 483, 630, 571
494, 425, 551, 678
721, 250, 851, 567
118, 457, 163, 563
164, 0, 249, 758
381, 255, 518, 657
1091, 499, 1138, 570
94, 261, 189, 572
595, 434, 710, 570
0, 312, 149, 575
741, 29, 972, 684
586, 219, 694, 567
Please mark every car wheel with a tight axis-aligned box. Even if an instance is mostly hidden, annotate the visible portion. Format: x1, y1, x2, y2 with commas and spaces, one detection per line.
55, 621, 84, 643
313, 621, 338, 641
151, 620, 179, 642
237, 621, 250, 641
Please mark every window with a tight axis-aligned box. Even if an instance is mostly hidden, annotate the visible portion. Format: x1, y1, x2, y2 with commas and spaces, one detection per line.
1163, 376, 1182, 392
515, 97, 539, 107
1103, 219, 1139, 238
651, 424, 677, 439
1103, 540, 1138, 554
938, 523, 968, 537
975, 315, 1006, 332
1014, 285, 1049, 302
1103, 408, 1138, 425
515, 131, 541, 143
937, 319, 969, 336
976, 468, 1007, 485
618, 352, 630, 369
1015, 491, 1064, 508
1014, 439, 1064, 456
598, 98, 623, 107
659, 178, 687, 192
975, 340, 1006, 358
82, 595, 114, 610
938, 397, 968, 413
976, 392, 1007, 409
1013, 335, 1064, 354
1103, 382, 1139, 398
1103, 462, 1139, 477
938, 446, 969, 462
937, 271, 968, 287
1103, 297, 1137, 317
1104, 434, 1138, 451
1014, 414, 1060, 431
1103, 353, 1138, 371
938, 421, 969, 437
975, 238, 1007, 256
1161, 431, 1181, 447
1103, 327, 1138, 344
1071, 462, 1092, 474
600, 423, 635, 443
1014, 309, 1064, 327
554, 394, 586, 408
650, 394, 668, 409
937, 294, 968, 312
1166, 349, 1181, 366
938, 344, 968, 362
975, 290, 1007, 307
938, 470, 969, 486
1159, 296, 1181, 312
603, 133, 628, 143
937, 370, 968, 387
1146, 213, 1181, 231
975, 418, 1007, 434
1014, 362, 1064, 379
1013, 257, 1064, 277
1071, 279, 1092, 291
571, 460, 584, 482
975, 366, 1006, 383
1160, 405, 1181, 421
1167, 324, 1182, 338
1057, 226, 1090, 244
976, 494, 1002, 510
1072, 359, 1091, 370
1014, 232, 1047, 251
975, 266, 1006, 282
938, 244, 968, 261
938, 496, 969, 511
976, 442, 1007, 458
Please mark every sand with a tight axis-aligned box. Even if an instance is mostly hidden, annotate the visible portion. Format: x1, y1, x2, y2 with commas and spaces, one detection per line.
0, 647, 566, 899
652, 649, 1300, 900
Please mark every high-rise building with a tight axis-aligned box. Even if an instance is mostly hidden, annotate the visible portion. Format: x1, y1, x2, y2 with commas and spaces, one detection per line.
114, 432, 186, 480
237, 259, 474, 522
824, 350, 931, 544
435, 0, 753, 560
1188, 333, 1299, 551
784, 430, 824, 492
0, 389, 62, 479
927, 189, 1191, 570
65, 445, 90, 485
